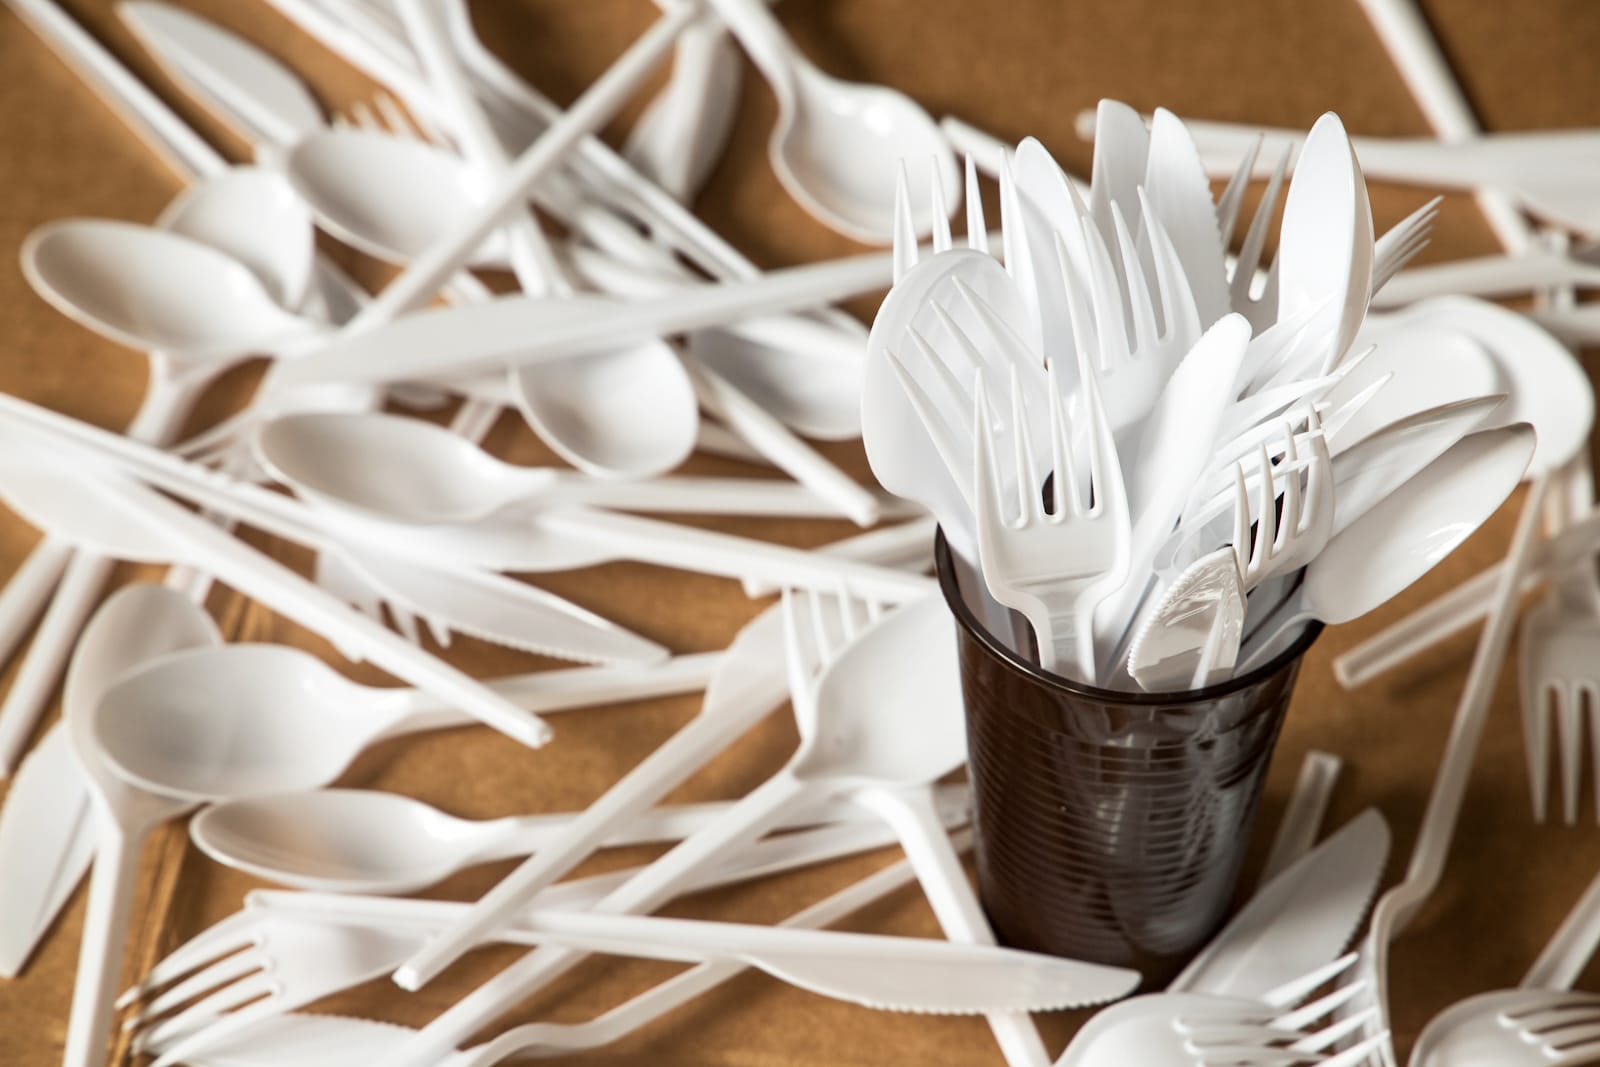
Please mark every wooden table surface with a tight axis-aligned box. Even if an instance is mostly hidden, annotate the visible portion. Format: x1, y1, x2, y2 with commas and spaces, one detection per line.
3, 1, 1600, 1063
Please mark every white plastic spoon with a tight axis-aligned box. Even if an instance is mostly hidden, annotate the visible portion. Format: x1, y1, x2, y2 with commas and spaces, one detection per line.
1240, 424, 1536, 670
157, 165, 315, 309
91, 642, 591, 802
622, 4, 744, 202
189, 784, 969, 896
255, 411, 895, 521
22, 219, 318, 359
701, 0, 957, 242
60, 585, 220, 1067
1276, 112, 1375, 373
250, 414, 930, 602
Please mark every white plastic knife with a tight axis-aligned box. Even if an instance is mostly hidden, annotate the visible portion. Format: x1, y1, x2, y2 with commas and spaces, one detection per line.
0, 725, 94, 977
1169, 808, 1390, 998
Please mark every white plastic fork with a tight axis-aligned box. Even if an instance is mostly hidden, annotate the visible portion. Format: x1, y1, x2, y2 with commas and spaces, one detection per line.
1233, 409, 1334, 593
973, 357, 1130, 681
1061, 954, 1390, 1066
1519, 457, 1600, 825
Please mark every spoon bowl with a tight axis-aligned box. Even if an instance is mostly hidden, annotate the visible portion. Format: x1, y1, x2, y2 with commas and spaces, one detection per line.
772, 67, 959, 244
156, 166, 315, 311
285, 130, 509, 268
191, 789, 510, 894
22, 219, 317, 359
255, 410, 551, 526
705, 0, 957, 243
92, 643, 474, 803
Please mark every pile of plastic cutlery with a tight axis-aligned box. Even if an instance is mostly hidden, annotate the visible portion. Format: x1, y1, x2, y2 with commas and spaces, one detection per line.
3, 0, 1600, 1065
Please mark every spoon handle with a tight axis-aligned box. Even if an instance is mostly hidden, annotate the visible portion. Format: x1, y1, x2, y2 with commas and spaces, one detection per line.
61, 821, 145, 1067
537, 472, 909, 520
700, 0, 802, 96
853, 786, 1054, 1067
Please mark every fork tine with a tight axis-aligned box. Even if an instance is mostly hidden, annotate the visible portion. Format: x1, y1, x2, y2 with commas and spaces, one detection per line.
1260, 953, 1361, 1011
951, 278, 1044, 377
1521, 652, 1555, 824
1137, 188, 1203, 348
1291, 1007, 1378, 1055
998, 151, 1036, 290
973, 373, 1009, 528
1586, 683, 1600, 825
137, 973, 279, 1063
964, 154, 989, 254
1215, 133, 1264, 247
372, 90, 421, 139
1057, 229, 1102, 375
893, 163, 917, 284
1278, 422, 1302, 550
1252, 444, 1276, 576
885, 345, 977, 508
908, 322, 980, 426
1006, 365, 1041, 522
1232, 463, 1251, 579
126, 950, 263, 1031
1080, 218, 1131, 370
1230, 146, 1291, 302
779, 588, 816, 708
929, 158, 953, 254
117, 922, 256, 1009
1273, 979, 1368, 1034
1045, 359, 1080, 518
1110, 201, 1158, 355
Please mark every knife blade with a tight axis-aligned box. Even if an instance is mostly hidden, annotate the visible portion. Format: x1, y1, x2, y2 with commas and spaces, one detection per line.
1169, 807, 1390, 998
0, 724, 94, 977
119, 1, 323, 149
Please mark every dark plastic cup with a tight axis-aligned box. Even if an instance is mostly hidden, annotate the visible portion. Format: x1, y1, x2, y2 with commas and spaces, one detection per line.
935, 531, 1320, 986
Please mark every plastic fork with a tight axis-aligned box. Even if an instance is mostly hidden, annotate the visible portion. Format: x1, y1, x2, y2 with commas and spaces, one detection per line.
972, 356, 1130, 681
1519, 458, 1600, 824
1232, 409, 1334, 593
1061, 954, 1390, 1066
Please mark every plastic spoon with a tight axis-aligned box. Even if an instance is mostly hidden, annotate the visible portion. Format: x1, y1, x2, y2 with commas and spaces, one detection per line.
622, 5, 744, 202
189, 784, 970, 895
1240, 424, 1536, 670
156, 165, 314, 309
700, 0, 958, 242
250, 415, 930, 602
22, 219, 318, 359
91, 642, 572, 802
59, 585, 221, 1067
1275, 112, 1374, 372
255, 411, 894, 521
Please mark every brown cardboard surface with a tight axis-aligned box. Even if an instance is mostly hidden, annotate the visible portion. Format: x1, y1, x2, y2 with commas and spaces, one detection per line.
2, 0, 1599, 1063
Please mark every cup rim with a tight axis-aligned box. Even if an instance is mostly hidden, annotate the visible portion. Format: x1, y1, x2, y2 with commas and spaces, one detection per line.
934, 527, 1322, 704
